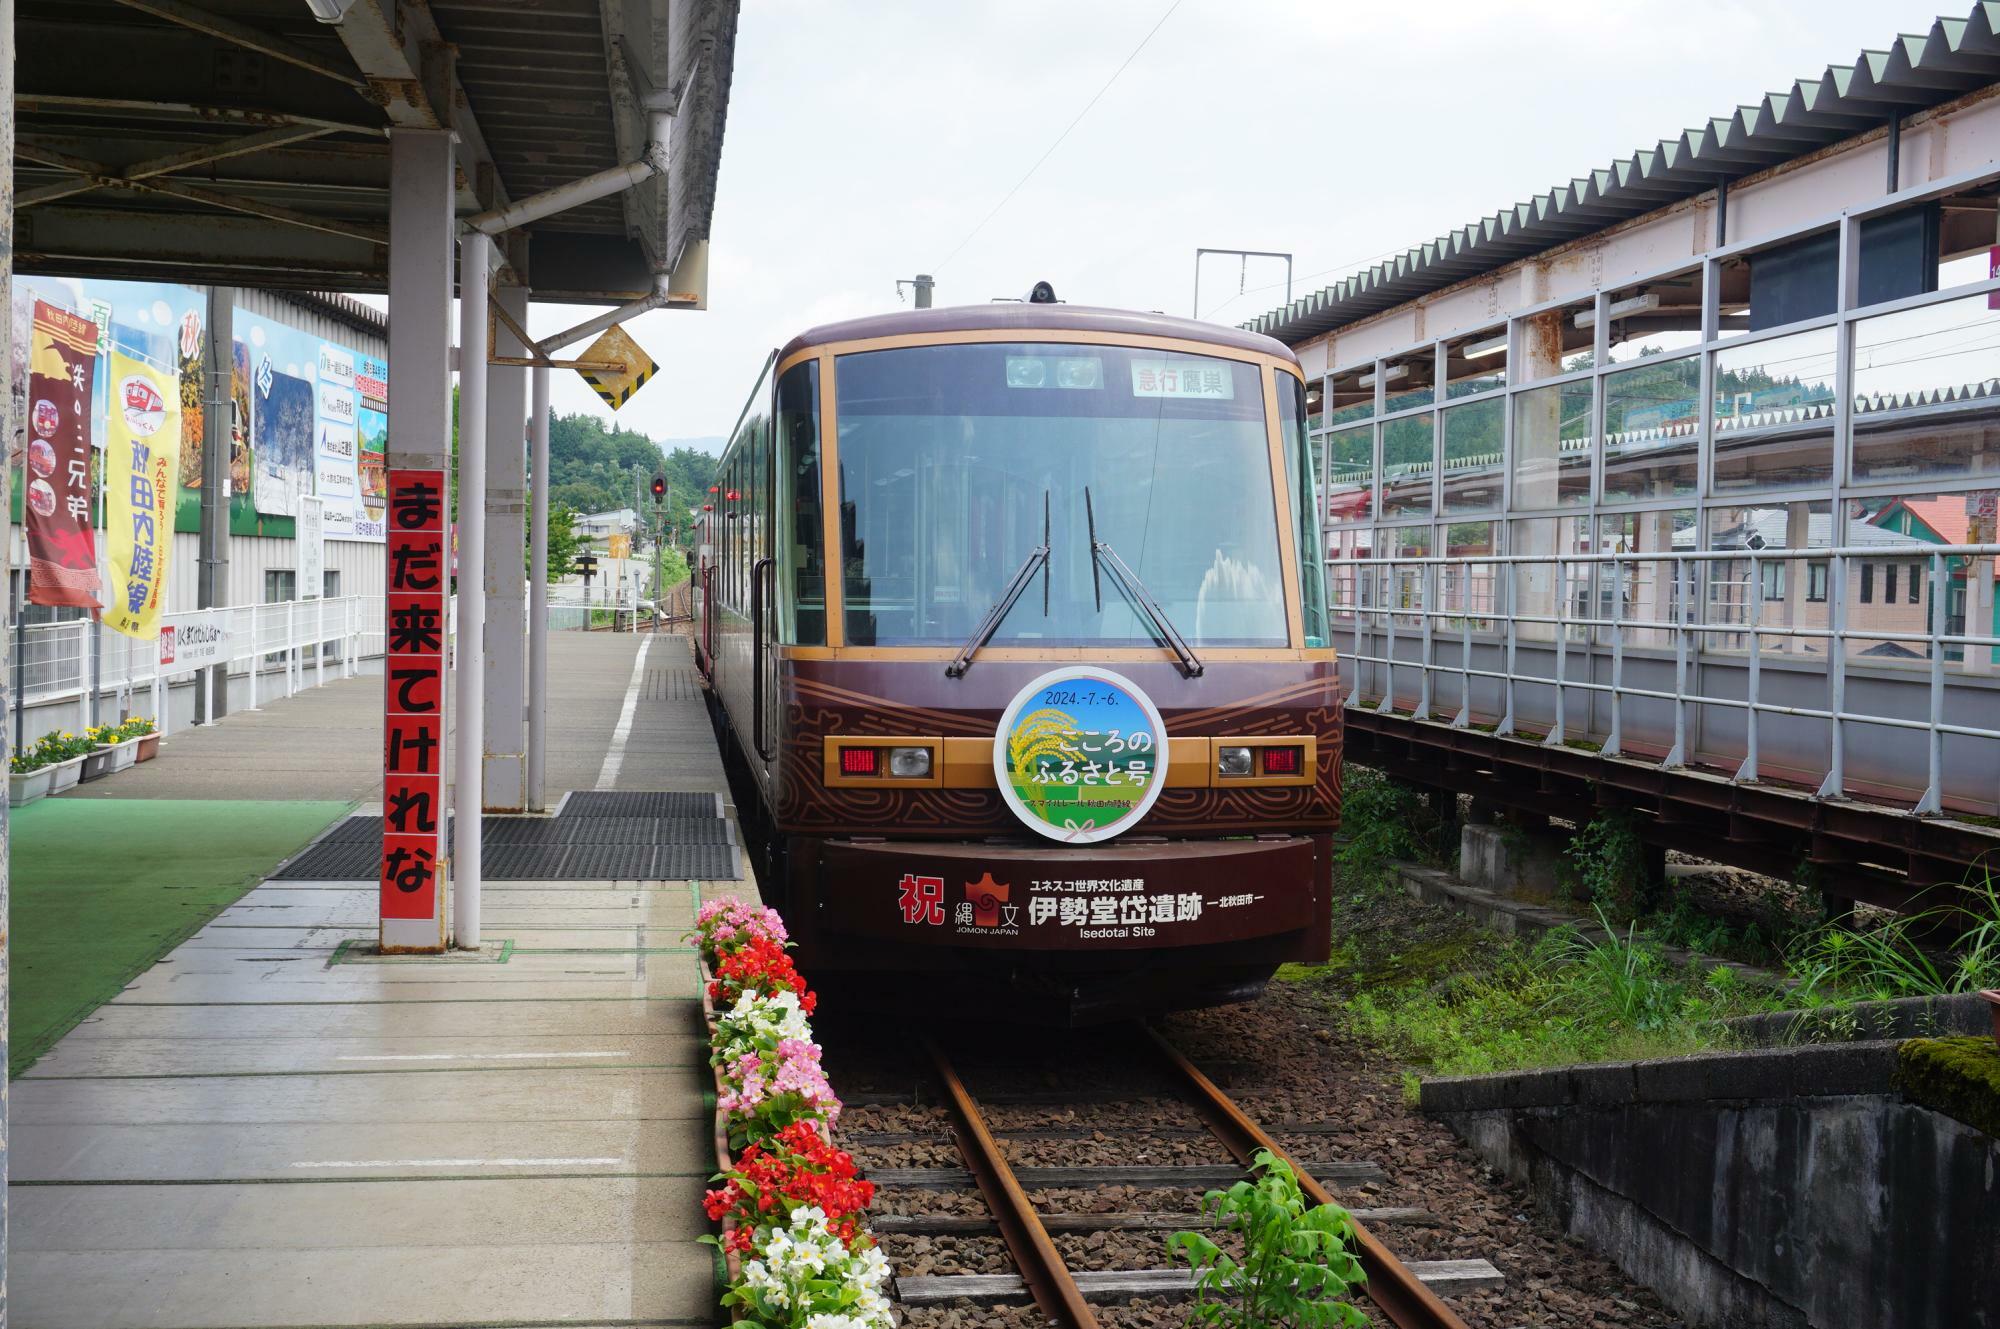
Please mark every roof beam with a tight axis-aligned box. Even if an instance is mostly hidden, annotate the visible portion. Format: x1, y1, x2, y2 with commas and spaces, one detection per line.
18, 123, 342, 208
16, 93, 383, 138
108, 0, 366, 90
325, 0, 508, 214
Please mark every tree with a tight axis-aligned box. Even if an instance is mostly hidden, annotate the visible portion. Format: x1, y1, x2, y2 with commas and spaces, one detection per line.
535, 503, 584, 580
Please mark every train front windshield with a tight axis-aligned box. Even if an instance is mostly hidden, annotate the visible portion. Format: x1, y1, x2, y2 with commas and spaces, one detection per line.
835, 342, 1293, 648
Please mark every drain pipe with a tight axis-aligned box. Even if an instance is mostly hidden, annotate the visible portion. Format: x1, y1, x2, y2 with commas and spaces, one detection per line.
536, 273, 677, 355
466, 111, 671, 238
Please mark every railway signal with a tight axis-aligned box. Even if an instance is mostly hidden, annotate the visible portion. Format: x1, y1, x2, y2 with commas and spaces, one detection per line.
650, 473, 667, 503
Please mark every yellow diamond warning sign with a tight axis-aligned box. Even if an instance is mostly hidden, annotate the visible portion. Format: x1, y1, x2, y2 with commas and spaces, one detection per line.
577, 325, 657, 412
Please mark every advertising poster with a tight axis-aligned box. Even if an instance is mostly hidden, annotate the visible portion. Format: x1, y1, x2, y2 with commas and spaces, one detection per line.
254, 364, 314, 517
24, 300, 102, 608
103, 345, 181, 640
12, 277, 207, 535
356, 405, 388, 538
237, 305, 383, 541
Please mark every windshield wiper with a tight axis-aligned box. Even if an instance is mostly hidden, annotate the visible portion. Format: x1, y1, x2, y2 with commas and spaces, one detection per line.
1086, 487, 1204, 678
946, 491, 1050, 678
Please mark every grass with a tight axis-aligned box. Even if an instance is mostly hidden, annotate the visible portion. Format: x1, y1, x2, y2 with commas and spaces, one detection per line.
1284, 908, 1779, 1078
9, 797, 350, 1074
1296, 767, 2000, 1079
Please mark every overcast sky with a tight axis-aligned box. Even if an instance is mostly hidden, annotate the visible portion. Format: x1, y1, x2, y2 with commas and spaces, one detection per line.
519, 0, 1949, 447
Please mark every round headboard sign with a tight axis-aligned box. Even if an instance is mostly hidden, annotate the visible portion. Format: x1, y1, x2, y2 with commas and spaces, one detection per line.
993, 667, 1171, 843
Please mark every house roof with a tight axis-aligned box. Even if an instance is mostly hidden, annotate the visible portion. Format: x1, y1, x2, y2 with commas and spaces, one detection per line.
1241, 6, 2000, 345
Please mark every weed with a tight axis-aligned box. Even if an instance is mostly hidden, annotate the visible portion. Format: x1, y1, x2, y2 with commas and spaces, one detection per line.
1334, 768, 1447, 891
1169, 1150, 1367, 1329
1562, 810, 1654, 914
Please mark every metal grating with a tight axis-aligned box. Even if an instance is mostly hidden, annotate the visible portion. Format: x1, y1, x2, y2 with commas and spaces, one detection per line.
273, 797, 739, 880
563, 791, 720, 818
275, 837, 380, 880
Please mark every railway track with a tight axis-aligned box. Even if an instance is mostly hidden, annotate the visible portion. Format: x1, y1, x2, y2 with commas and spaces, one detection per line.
844, 1023, 1499, 1329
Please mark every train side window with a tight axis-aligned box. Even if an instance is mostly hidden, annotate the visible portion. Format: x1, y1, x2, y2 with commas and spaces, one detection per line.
1277, 370, 1332, 647
775, 360, 825, 644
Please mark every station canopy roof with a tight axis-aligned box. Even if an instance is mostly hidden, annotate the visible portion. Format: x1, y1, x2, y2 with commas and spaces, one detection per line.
17, 0, 738, 303
1244, 4, 2000, 345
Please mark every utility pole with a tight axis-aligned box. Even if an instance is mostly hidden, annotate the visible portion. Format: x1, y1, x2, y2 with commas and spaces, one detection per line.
897, 274, 934, 309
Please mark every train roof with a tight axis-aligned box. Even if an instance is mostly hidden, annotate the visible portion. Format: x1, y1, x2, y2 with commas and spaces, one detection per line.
778, 303, 1300, 365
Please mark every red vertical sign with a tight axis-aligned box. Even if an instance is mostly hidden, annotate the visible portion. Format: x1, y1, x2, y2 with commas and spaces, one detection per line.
25, 301, 102, 608
383, 469, 448, 923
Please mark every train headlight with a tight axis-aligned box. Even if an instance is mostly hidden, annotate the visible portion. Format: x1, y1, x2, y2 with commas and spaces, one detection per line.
888, 746, 933, 779
1216, 746, 1253, 778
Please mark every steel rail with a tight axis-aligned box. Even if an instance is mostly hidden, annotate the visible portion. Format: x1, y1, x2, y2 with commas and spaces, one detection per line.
1139, 1024, 1472, 1329
921, 1038, 1100, 1329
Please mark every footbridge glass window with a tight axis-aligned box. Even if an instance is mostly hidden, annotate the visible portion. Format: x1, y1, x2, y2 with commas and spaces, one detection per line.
1851, 293, 2000, 485
1597, 509, 1695, 648
1509, 515, 1590, 643
1711, 328, 1836, 493
1380, 412, 1435, 518
1444, 327, 1507, 398
1511, 380, 1592, 509
1703, 500, 1831, 656
1602, 354, 1699, 502
1440, 396, 1504, 514
1327, 526, 1375, 626
1603, 270, 1703, 365
1845, 491, 1999, 668
833, 342, 1286, 648
1325, 423, 1374, 523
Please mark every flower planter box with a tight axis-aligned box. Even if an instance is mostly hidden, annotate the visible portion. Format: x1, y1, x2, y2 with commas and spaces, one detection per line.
49, 756, 84, 794
79, 748, 115, 783
108, 739, 139, 773
1982, 990, 2000, 1050
134, 733, 160, 762
9, 766, 54, 807
700, 958, 745, 1284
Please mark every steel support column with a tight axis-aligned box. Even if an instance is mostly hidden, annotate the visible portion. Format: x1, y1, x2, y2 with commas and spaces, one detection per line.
196, 286, 231, 724
482, 282, 528, 811
528, 363, 550, 812
382, 127, 454, 954
455, 231, 490, 949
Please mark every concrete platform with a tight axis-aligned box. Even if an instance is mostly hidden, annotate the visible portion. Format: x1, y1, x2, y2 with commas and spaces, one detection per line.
12, 632, 744, 1329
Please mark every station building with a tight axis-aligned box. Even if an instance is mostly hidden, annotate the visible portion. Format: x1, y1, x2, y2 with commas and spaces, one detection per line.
1250, 7, 2000, 821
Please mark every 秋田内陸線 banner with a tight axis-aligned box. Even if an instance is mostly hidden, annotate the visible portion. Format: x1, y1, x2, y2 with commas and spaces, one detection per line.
102, 347, 181, 640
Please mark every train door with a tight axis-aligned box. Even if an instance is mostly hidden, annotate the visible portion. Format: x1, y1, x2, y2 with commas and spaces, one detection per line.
756, 408, 779, 765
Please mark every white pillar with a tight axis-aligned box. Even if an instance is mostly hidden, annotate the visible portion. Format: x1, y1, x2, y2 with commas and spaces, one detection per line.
383, 127, 455, 954
455, 232, 490, 949
528, 363, 550, 811
482, 283, 529, 810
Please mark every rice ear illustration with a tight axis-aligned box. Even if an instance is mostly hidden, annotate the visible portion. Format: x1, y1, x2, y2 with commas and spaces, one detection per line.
1008, 707, 1082, 779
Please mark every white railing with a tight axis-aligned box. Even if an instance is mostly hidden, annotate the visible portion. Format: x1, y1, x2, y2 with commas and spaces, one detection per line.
17, 595, 384, 736
1334, 544, 2000, 817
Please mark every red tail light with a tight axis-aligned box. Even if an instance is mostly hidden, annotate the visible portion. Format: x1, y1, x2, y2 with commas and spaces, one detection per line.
1261, 746, 1301, 775
840, 747, 878, 775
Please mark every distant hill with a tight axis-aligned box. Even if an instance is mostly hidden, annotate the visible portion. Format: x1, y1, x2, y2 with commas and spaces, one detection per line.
547, 411, 719, 520
658, 435, 725, 456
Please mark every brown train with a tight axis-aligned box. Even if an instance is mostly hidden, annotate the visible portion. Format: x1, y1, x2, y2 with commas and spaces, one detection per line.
693, 293, 1341, 1020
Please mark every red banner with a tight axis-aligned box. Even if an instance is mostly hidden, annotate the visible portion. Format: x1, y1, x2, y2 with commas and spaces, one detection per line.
25, 301, 101, 608
382, 468, 448, 922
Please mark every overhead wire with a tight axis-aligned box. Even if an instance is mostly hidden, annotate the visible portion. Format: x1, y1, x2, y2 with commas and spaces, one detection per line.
933, 0, 1186, 275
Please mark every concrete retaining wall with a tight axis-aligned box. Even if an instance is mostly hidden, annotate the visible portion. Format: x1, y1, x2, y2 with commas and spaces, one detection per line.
1423, 1044, 1999, 1328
